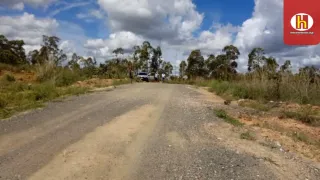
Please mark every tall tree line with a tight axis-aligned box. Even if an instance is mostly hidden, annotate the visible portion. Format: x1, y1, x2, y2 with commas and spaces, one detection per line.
0, 34, 174, 78
180, 45, 319, 80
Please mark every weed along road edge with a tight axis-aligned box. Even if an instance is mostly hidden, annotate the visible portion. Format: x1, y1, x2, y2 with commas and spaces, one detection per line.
0, 83, 319, 180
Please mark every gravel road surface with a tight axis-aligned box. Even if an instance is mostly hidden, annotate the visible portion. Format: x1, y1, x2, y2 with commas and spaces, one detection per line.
0, 83, 319, 180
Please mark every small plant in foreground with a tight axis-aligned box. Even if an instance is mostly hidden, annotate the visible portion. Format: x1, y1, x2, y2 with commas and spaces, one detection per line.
0, 96, 8, 108
3, 74, 16, 82
240, 131, 256, 141
214, 109, 243, 126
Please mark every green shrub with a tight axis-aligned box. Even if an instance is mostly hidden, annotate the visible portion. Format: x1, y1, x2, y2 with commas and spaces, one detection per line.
5, 82, 29, 92
230, 84, 247, 99
55, 69, 81, 87
4, 74, 16, 82
0, 95, 8, 108
201, 73, 320, 106
60, 86, 88, 96
32, 82, 58, 101
215, 109, 227, 118
282, 106, 319, 125
240, 131, 256, 141
35, 62, 57, 82
238, 100, 272, 112
210, 81, 231, 95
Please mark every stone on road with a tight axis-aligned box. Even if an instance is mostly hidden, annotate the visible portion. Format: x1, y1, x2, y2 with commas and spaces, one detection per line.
0, 83, 318, 180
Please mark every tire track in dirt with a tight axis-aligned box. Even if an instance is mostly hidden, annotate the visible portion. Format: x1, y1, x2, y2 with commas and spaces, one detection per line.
28, 86, 173, 180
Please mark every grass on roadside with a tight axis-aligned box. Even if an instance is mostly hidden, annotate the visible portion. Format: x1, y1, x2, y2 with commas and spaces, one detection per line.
0, 80, 89, 119
214, 109, 243, 127
112, 79, 132, 86
1, 62, 132, 120
170, 72, 320, 106
238, 100, 274, 112
290, 132, 320, 147
281, 106, 320, 126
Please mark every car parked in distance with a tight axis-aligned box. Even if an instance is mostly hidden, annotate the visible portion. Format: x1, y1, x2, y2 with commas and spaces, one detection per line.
137, 72, 149, 82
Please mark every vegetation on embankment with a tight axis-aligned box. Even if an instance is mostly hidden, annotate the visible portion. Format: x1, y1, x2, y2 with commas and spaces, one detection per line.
0, 80, 89, 119
169, 74, 320, 106
0, 65, 133, 119
0, 63, 88, 119
175, 77, 320, 126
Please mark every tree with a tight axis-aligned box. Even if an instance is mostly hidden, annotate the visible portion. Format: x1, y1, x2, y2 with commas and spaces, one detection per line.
299, 66, 319, 83
84, 57, 97, 67
179, 60, 187, 77
186, 49, 205, 78
223, 45, 240, 61
0, 34, 27, 65
203, 54, 215, 77
40, 35, 67, 65
9, 40, 26, 61
68, 53, 80, 70
79, 56, 98, 78
151, 46, 162, 73
42, 35, 60, 54
162, 61, 173, 76
28, 35, 66, 65
248, 47, 265, 72
98, 62, 108, 76
222, 45, 240, 76
112, 47, 124, 58
27, 50, 40, 65
133, 41, 153, 72
211, 54, 228, 79
280, 60, 291, 72
263, 56, 279, 73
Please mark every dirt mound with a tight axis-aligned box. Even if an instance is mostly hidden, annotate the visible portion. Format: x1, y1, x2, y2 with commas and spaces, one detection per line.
0, 70, 36, 82
235, 103, 320, 162
74, 78, 115, 88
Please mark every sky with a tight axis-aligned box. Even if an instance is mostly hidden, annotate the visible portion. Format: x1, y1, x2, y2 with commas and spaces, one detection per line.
0, 0, 319, 73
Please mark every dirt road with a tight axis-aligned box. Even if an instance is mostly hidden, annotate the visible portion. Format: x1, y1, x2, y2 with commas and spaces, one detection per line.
0, 83, 319, 180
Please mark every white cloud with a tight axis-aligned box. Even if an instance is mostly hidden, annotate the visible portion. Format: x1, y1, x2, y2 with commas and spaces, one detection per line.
84, 31, 144, 60
193, 23, 239, 53
76, 9, 105, 22
0, 12, 59, 53
90, 9, 104, 19
59, 40, 76, 57
98, 0, 203, 42
0, 13, 87, 60
56, 20, 89, 59
76, 13, 87, 19
11, 2, 24, 10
